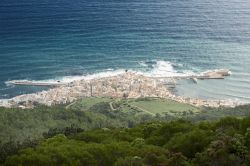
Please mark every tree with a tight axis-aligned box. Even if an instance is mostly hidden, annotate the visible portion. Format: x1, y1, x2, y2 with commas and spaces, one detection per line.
165, 129, 212, 158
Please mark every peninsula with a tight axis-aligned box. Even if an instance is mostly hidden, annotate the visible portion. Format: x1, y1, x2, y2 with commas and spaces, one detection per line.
0, 70, 243, 109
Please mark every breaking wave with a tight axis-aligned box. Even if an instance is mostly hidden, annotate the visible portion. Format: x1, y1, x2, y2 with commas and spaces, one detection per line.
5, 60, 196, 86
143, 61, 194, 77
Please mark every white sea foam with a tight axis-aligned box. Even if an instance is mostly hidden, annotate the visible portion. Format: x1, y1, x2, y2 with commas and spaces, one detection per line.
5, 60, 196, 86
138, 61, 148, 67
141, 61, 194, 77
5, 69, 127, 85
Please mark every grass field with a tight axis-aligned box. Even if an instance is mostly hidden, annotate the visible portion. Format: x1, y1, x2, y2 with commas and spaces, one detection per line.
129, 98, 200, 115
68, 97, 200, 116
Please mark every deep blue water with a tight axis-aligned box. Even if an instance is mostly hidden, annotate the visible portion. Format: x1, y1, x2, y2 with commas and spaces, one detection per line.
0, 0, 250, 102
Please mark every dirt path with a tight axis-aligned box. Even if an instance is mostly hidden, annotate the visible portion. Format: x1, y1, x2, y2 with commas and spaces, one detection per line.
128, 103, 155, 116
66, 101, 77, 109
109, 100, 154, 116
109, 102, 116, 111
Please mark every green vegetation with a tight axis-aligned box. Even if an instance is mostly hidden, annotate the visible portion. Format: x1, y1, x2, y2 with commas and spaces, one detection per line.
2, 116, 250, 166
67, 97, 112, 110
130, 98, 200, 115
0, 97, 250, 165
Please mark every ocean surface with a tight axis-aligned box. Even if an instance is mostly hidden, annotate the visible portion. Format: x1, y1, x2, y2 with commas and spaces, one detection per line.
0, 0, 250, 102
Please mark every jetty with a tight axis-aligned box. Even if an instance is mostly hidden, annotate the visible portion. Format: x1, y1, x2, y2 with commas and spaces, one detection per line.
152, 69, 231, 80
154, 69, 231, 87
6, 80, 65, 87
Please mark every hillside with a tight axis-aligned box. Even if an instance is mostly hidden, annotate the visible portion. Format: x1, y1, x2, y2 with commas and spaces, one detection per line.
0, 97, 250, 164
2, 116, 250, 166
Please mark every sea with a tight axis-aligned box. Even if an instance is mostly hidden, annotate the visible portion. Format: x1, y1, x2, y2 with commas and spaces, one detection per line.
0, 0, 250, 103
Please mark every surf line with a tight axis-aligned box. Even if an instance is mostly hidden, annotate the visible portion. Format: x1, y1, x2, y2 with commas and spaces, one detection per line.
6, 69, 231, 87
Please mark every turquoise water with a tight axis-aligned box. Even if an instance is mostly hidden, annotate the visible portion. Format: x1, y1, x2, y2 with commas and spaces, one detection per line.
0, 0, 250, 102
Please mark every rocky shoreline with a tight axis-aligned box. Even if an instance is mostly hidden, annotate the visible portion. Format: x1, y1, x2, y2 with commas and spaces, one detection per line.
0, 72, 245, 109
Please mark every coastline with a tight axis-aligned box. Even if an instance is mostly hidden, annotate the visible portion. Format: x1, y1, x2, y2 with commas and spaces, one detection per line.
0, 71, 245, 109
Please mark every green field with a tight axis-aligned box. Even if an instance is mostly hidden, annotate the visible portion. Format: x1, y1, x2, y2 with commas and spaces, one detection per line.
129, 98, 200, 116
68, 97, 200, 116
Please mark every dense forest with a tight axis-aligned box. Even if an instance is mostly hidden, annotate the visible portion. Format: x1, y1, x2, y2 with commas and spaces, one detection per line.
2, 116, 250, 166
0, 98, 250, 165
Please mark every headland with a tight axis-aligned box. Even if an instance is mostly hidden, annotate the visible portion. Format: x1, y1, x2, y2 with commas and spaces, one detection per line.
0, 70, 245, 109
